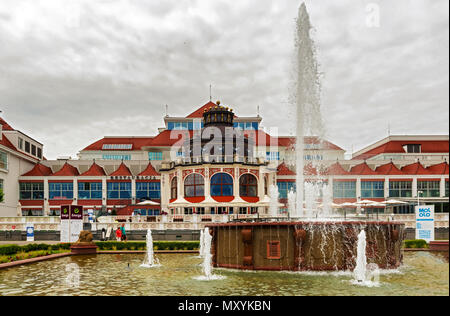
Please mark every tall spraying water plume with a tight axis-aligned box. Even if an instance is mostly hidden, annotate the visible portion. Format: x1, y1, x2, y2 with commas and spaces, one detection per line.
140, 229, 160, 268
293, 3, 326, 217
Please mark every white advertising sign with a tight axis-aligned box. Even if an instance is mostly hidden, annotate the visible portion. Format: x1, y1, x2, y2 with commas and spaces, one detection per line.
70, 220, 83, 243
415, 205, 435, 242
60, 220, 70, 243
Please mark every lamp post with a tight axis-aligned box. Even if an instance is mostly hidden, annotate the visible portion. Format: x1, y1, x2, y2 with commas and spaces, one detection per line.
417, 190, 423, 206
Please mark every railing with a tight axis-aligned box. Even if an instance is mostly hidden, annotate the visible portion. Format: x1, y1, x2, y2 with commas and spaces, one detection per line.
0, 213, 449, 231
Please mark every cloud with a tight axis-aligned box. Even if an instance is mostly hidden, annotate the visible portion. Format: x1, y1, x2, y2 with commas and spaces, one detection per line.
0, 0, 448, 159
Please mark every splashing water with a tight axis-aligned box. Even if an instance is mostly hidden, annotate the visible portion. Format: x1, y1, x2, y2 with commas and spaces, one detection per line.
199, 229, 205, 258
194, 228, 225, 281
351, 230, 380, 287
269, 184, 280, 217
288, 189, 296, 217
140, 229, 161, 268
293, 2, 327, 218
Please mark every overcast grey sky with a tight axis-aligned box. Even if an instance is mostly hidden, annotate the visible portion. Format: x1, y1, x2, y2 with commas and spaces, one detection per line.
1, 0, 448, 159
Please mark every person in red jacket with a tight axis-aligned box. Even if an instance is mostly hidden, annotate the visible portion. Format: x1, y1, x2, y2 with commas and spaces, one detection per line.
115, 227, 122, 241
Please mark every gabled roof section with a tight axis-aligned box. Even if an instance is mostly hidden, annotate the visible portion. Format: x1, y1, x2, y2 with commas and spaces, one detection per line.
277, 162, 296, 176
426, 162, 449, 175
81, 162, 106, 176
325, 162, 351, 175
186, 101, 218, 118
110, 162, 133, 176
0, 117, 15, 131
401, 161, 432, 175
51, 162, 80, 176
375, 162, 404, 175
0, 132, 18, 152
276, 136, 344, 151
21, 163, 53, 177
138, 163, 160, 176
350, 162, 378, 175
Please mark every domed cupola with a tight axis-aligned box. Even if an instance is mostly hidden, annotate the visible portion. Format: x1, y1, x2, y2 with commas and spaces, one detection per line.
202, 101, 234, 127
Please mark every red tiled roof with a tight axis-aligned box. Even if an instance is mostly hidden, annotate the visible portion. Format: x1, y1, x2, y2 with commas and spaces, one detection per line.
21, 163, 53, 176
325, 162, 351, 175
138, 163, 160, 176
82, 137, 153, 151
110, 162, 132, 176
0, 118, 14, 131
277, 163, 296, 176
149, 130, 193, 147
353, 140, 449, 160
80, 162, 106, 176
426, 162, 449, 175
186, 101, 238, 118
0, 132, 18, 152
51, 162, 80, 176
304, 163, 317, 176
375, 162, 405, 175
401, 162, 433, 175
276, 136, 344, 151
350, 162, 378, 175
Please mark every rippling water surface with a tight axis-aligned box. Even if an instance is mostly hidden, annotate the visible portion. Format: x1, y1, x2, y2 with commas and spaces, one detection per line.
0, 252, 447, 296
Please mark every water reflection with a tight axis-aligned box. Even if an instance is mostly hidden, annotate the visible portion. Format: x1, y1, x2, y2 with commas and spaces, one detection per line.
0, 252, 447, 296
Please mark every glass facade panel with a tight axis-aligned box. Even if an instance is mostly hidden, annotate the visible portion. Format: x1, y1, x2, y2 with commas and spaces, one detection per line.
211, 173, 233, 196
136, 182, 161, 199
361, 181, 384, 198
107, 182, 131, 199
78, 182, 102, 200
333, 181, 356, 198
418, 181, 440, 198
49, 182, 73, 200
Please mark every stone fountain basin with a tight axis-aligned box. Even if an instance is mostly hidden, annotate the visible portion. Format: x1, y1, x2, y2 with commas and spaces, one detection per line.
206, 221, 405, 271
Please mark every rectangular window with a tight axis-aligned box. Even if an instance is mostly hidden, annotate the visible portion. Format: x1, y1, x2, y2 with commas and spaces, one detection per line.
78, 182, 102, 200
49, 182, 73, 200
418, 181, 440, 198
266, 152, 280, 161
389, 181, 412, 198
18, 138, 24, 150
102, 144, 133, 150
0, 151, 7, 170
361, 181, 384, 198
25, 141, 30, 153
333, 181, 356, 198
446, 181, 449, 197
20, 182, 44, 200
31, 144, 36, 156
102, 154, 131, 161
37, 147, 42, 159
149, 152, 163, 161
107, 182, 131, 199
277, 182, 296, 199
267, 241, 281, 259
136, 182, 161, 200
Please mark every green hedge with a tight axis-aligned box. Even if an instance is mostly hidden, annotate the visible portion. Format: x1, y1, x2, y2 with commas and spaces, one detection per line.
0, 243, 72, 256
0, 241, 199, 255
404, 239, 429, 249
95, 241, 199, 251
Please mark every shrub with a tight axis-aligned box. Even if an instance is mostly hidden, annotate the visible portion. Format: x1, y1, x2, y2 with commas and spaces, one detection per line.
404, 239, 428, 249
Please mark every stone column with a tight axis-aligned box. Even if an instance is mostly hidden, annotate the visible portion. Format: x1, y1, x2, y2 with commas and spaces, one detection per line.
44, 177, 49, 216
102, 177, 107, 207
412, 178, 418, 199
73, 178, 78, 205
385, 177, 390, 198
131, 178, 136, 204
204, 167, 211, 199
440, 177, 445, 198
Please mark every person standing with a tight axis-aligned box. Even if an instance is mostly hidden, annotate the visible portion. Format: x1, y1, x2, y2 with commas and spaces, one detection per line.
116, 227, 122, 241
120, 224, 127, 242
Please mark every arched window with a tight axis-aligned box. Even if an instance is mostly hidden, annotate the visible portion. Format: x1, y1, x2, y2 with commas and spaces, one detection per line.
184, 174, 204, 197
171, 177, 178, 200
211, 173, 233, 196
239, 174, 257, 197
